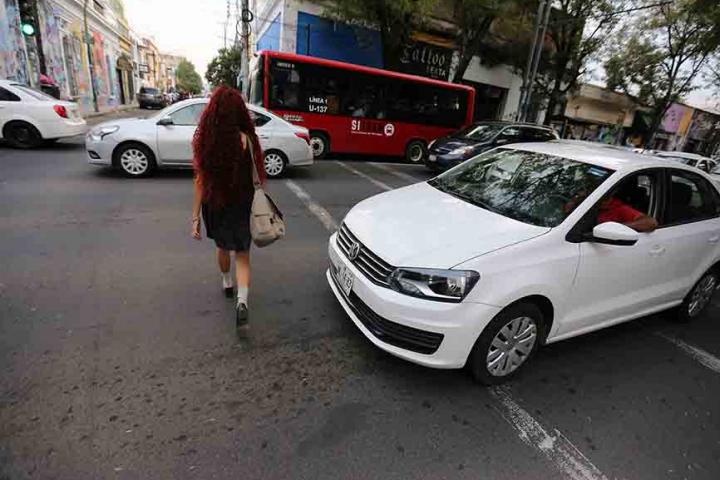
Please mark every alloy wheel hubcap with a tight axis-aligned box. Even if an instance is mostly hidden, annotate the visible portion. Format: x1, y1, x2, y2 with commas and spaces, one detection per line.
264, 153, 284, 176
120, 149, 149, 175
487, 316, 537, 377
310, 137, 324, 156
688, 275, 717, 317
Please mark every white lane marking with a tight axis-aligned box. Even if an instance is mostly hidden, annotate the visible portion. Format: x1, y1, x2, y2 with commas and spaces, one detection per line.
367, 162, 421, 183
656, 332, 720, 374
490, 387, 609, 480
334, 161, 393, 191
284, 180, 338, 233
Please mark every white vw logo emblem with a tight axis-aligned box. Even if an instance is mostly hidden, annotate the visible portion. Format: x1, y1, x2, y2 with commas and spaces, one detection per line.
348, 242, 361, 261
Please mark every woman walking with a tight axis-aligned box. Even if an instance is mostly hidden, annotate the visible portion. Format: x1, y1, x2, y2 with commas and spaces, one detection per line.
191, 86, 265, 327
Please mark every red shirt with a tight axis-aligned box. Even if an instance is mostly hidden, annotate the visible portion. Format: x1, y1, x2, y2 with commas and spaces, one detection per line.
598, 198, 643, 224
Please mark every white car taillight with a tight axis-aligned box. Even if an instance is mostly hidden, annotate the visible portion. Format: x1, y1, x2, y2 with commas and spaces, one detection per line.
295, 132, 310, 144
53, 105, 68, 118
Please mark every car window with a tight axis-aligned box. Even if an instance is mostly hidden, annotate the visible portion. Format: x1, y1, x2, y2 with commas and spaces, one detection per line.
428, 149, 614, 227
249, 110, 271, 127
521, 127, 554, 142
664, 170, 720, 225
606, 172, 658, 219
140, 87, 159, 95
453, 124, 504, 142
498, 127, 522, 142
168, 104, 205, 126
0, 87, 20, 101
12, 85, 54, 101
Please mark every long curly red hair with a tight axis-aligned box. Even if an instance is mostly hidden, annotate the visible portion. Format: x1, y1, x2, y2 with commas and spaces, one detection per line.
192, 86, 265, 208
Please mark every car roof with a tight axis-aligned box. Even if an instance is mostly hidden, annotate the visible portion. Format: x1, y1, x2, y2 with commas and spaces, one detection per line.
470, 121, 553, 130
504, 140, 697, 173
655, 151, 714, 161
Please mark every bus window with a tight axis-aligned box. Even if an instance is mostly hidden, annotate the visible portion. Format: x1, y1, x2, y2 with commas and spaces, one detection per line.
269, 59, 302, 110
248, 62, 264, 106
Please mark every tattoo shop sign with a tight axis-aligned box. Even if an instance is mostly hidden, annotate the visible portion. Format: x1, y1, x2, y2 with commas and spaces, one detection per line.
398, 41, 453, 81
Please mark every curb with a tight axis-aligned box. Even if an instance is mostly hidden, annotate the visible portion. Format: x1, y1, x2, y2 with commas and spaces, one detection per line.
83, 104, 140, 119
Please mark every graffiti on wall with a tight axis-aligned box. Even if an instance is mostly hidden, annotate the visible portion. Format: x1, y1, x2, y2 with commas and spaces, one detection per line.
37, 1, 67, 91
0, 0, 29, 84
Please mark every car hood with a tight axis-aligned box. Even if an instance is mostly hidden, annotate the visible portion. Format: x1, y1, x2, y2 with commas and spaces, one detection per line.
344, 182, 550, 269
92, 117, 154, 129
434, 136, 487, 150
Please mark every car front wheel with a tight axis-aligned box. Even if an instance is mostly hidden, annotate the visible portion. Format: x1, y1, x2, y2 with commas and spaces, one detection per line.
469, 302, 543, 385
678, 270, 718, 321
114, 143, 156, 177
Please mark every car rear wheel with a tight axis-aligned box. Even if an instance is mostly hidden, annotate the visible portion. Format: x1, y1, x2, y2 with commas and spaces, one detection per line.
114, 143, 156, 177
4, 121, 42, 149
469, 302, 543, 385
309, 132, 329, 159
263, 150, 287, 178
677, 270, 718, 322
405, 140, 426, 164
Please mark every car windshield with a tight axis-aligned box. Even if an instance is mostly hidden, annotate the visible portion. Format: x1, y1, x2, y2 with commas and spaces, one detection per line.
452, 124, 505, 142
12, 84, 54, 101
428, 149, 614, 227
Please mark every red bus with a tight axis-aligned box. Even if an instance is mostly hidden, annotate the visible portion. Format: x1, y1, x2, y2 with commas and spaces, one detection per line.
247, 51, 475, 162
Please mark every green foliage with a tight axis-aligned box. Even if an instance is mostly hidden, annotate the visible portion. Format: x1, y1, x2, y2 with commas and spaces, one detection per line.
604, 0, 720, 140
325, 0, 437, 70
205, 46, 243, 88
176, 59, 203, 94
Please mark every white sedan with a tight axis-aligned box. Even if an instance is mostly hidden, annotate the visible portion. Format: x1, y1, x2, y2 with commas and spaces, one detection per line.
86, 99, 313, 177
0, 79, 86, 148
328, 141, 720, 384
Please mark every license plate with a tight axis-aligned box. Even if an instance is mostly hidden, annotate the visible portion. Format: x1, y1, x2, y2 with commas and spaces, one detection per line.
337, 263, 354, 296
429, 154, 437, 162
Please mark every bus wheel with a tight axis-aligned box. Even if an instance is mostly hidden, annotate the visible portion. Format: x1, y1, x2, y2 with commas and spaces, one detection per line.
309, 132, 329, 159
405, 140, 427, 164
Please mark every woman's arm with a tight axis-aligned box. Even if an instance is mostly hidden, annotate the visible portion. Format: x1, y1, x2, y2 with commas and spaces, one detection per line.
191, 176, 202, 240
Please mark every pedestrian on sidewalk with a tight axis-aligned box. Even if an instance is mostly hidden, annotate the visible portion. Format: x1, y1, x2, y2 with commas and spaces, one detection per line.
190, 86, 266, 328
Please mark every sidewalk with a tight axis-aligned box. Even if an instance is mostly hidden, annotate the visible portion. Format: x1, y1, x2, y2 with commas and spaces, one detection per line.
84, 104, 148, 127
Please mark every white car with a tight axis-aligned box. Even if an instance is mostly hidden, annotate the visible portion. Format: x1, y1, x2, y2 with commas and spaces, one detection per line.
86, 98, 313, 177
655, 151, 717, 173
0, 79, 86, 148
327, 141, 720, 384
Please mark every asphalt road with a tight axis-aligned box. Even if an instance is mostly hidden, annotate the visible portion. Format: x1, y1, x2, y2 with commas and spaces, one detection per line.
1, 124, 720, 480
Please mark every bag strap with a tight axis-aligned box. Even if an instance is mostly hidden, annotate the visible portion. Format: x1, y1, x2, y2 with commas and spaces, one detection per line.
242, 132, 261, 189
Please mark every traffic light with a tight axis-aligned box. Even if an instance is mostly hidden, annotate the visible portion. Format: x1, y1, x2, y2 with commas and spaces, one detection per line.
18, 0, 37, 37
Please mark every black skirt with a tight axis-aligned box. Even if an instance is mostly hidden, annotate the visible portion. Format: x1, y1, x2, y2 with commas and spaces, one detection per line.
202, 201, 252, 251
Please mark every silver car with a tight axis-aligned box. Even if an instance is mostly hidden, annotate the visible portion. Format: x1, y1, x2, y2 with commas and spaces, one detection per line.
85, 99, 313, 178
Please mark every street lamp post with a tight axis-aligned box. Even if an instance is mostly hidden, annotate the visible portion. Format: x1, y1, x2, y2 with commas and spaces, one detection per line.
83, 0, 99, 112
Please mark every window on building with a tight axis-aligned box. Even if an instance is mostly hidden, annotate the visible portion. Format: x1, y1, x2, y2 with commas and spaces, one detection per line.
93, 0, 105, 13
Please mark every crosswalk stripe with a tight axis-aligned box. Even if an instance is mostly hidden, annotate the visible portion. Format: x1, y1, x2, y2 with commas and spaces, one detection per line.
284, 179, 338, 233
367, 162, 421, 183
334, 161, 393, 191
490, 387, 609, 480
656, 332, 720, 374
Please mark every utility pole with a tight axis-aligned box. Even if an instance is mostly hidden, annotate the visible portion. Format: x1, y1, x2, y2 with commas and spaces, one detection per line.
83, 0, 99, 112
516, 0, 545, 122
28, 0, 46, 76
522, 0, 552, 123
239, 0, 251, 92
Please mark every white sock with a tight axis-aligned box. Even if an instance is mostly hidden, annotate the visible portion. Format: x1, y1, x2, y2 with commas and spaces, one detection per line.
221, 272, 233, 289
237, 286, 248, 306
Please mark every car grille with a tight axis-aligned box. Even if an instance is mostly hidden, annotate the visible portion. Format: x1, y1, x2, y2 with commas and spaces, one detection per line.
330, 268, 444, 354
336, 224, 394, 288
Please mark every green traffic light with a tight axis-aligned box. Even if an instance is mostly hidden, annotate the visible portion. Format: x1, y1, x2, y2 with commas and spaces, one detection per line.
21, 23, 35, 36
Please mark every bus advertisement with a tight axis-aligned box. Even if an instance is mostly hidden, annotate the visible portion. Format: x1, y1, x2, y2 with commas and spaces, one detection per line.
248, 51, 476, 162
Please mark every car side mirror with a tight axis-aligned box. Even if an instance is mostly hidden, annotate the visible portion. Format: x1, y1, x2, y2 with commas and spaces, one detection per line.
157, 117, 174, 126
588, 222, 639, 246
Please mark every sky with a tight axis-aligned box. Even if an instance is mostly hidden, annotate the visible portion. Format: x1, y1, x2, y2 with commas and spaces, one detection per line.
123, 0, 232, 80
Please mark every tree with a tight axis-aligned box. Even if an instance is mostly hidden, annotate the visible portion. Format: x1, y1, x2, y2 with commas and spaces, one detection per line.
325, 0, 437, 70
205, 46, 243, 88
605, 0, 720, 144
176, 59, 202, 94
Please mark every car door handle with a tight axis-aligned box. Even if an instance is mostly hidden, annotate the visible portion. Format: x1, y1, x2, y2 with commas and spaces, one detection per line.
709, 235, 720, 244
649, 245, 666, 256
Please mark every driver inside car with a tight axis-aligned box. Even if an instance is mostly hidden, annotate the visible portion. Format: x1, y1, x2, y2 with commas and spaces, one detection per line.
597, 196, 658, 233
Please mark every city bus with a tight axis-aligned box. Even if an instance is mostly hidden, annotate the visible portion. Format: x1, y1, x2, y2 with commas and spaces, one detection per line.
247, 51, 475, 162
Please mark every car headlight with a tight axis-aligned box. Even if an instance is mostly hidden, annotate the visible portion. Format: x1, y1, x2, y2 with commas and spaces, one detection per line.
449, 145, 475, 156
390, 268, 480, 302
90, 125, 119, 139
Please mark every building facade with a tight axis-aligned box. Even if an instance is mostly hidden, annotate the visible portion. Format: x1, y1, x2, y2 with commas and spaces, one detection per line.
253, 0, 524, 121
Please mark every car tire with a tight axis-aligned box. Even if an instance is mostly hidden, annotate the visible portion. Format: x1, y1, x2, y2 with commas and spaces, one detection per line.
676, 269, 719, 322
468, 302, 544, 385
4, 121, 43, 149
113, 142, 156, 177
405, 140, 427, 164
309, 132, 329, 159
263, 149, 287, 178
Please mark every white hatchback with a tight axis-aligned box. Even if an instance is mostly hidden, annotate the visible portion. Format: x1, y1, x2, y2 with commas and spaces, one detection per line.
0, 79, 86, 148
86, 98, 313, 177
328, 141, 720, 384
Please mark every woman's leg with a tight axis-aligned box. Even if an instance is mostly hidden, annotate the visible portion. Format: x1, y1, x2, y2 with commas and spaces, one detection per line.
217, 248, 233, 295
234, 250, 250, 326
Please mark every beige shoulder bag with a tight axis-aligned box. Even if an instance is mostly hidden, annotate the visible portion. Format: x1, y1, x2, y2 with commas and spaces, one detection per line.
245, 134, 286, 247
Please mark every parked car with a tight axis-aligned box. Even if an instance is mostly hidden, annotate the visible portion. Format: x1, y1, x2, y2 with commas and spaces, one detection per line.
328, 141, 720, 384
137, 87, 166, 109
655, 151, 717, 173
0, 79, 86, 148
425, 121, 558, 171
86, 98, 313, 178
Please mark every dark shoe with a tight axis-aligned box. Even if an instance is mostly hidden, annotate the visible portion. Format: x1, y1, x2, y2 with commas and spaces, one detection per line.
224, 286, 234, 298
236, 303, 248, 328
